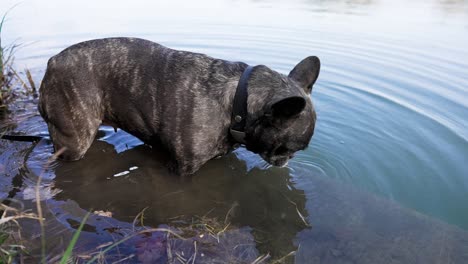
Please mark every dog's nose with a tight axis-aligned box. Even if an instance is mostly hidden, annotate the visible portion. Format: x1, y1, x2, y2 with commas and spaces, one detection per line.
289, 154, 295, 159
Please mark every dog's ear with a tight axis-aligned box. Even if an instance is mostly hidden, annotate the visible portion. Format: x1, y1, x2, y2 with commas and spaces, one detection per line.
288, 56, 320, 94
270, 96, 306, 118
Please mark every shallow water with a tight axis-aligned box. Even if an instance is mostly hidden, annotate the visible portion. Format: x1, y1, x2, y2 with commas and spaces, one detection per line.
1, 0, 468, 263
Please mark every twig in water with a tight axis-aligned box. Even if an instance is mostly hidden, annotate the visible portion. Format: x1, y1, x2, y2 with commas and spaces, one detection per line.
25, 69, 36, 94
251, 253, 270, 264
0, 204, 39, 225
10, 68, 29, 93
166, 231, 173, 263
281, 193, 310, 227
112, 253, 135, 264
191, 240, 197, 264
224, 201, 239, 225
132, 206, 149, 232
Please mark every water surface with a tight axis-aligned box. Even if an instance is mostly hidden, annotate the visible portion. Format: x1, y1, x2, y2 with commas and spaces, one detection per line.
1, 0, 468, 263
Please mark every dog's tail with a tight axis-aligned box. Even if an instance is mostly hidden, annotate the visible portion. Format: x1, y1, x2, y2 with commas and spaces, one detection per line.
1, 134, 45, 142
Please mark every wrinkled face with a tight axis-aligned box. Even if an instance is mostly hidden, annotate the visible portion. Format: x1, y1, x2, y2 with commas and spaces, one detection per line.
246, 99, 316, 167
244, 55, 320, 167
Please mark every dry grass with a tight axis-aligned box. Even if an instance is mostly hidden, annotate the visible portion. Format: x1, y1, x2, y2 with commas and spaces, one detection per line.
0, 202, 41, 263
68, 204, 294, 264
0, 8, 37, 108
0, 146, 65, 264
0, 13, 42, 261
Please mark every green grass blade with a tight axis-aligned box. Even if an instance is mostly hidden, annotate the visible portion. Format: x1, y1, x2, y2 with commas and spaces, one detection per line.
59, 212, 91, 264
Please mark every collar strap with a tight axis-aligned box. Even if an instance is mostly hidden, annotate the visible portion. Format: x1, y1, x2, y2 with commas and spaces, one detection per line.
230, 65, 254, 144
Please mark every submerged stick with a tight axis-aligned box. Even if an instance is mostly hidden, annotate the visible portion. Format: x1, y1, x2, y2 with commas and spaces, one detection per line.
25, 69, 36, 94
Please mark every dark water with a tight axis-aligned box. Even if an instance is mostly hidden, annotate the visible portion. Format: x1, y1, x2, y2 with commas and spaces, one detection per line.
1, 0, 468, 263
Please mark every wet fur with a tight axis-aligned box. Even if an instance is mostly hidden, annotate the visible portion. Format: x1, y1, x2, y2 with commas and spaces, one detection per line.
38, 37, 320, 176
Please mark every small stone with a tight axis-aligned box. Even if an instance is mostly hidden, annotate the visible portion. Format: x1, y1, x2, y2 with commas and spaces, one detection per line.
94, 210, 113, 217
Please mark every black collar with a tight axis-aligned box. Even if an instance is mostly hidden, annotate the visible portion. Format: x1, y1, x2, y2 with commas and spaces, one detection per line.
230, 65, 254, 144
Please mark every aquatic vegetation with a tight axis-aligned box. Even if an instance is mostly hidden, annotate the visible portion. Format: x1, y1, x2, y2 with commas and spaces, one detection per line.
0, 9, 36, 108
0, 11, 16, 107
0, 203, 40, 264
78, 214, 268, 264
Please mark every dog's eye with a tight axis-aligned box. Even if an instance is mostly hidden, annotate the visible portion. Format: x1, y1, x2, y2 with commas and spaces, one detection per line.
274, 146, 289, 155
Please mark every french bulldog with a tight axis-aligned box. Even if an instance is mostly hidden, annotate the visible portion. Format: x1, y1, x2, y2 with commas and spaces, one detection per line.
38, 37, 320, 176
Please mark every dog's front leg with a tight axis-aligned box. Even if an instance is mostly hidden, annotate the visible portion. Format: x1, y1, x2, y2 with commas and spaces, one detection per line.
169, 158, 203, 177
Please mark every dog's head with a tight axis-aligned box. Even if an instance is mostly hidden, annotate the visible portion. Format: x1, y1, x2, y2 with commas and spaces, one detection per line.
245, 56, 320, 167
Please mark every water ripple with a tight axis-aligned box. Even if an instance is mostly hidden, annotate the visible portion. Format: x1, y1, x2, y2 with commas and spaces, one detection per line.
6, 4, 468, 230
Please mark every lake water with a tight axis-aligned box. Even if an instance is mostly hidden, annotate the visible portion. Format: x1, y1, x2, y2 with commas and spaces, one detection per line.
1, 0, 468, 263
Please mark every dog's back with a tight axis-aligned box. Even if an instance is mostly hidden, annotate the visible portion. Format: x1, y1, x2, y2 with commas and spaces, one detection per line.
39, 38, 244, 167
38, 37, 320, 175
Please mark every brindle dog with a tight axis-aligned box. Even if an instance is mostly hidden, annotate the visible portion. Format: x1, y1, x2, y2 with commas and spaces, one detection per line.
38, 38, 320, 176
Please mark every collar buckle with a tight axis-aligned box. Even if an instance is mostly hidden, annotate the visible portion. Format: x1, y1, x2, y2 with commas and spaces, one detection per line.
230, 129, 246, 145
